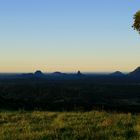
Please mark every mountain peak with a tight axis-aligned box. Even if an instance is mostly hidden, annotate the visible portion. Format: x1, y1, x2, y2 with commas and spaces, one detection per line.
34, 70, 44, 77
110, 71, 124, 76
77, 70, 82, 76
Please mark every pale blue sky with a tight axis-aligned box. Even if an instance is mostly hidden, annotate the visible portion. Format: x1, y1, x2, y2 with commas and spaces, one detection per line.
0, 0, 140, 72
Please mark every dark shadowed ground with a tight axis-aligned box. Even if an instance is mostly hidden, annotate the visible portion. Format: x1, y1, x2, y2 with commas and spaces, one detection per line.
0, 73, 140, 112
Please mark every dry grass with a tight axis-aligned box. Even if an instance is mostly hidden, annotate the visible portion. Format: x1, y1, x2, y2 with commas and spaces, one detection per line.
0, 110, 140, 140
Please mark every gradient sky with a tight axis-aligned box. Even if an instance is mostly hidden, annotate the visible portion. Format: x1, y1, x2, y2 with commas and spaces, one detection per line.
0, 0, 140, 73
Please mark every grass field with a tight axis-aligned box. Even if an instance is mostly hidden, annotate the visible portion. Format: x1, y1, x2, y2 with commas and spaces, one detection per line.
0, 111, 140, 140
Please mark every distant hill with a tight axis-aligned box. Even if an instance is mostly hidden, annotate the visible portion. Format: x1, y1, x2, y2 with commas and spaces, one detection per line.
21, 70, 45, 79
52, 72, 66, 76
110, 71, 125, 77
34, 70, 45, 78
129, 67, 140, 77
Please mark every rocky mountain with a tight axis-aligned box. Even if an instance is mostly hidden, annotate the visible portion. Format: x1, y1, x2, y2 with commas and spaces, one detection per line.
77, 71, 83, 76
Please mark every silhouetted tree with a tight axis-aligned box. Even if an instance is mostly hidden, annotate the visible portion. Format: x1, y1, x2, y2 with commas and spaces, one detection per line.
133, 10, 140, 34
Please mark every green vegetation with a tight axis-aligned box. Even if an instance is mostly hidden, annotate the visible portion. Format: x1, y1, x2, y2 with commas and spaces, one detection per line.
0, 111, 140, 140
133, 10, 140, 34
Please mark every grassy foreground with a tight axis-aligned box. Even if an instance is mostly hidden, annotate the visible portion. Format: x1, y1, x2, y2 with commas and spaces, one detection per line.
0, 111, 140, 140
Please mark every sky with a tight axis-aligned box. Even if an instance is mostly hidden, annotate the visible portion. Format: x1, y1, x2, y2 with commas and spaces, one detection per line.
0, 0, 140, 73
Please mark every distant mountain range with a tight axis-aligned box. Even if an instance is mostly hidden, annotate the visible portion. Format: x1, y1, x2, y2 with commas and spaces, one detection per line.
1, 67, 140, 80
22, 67, 140, 79
20, 70, 83, 79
